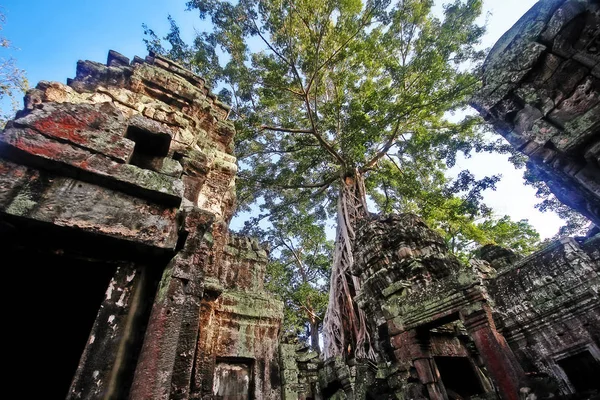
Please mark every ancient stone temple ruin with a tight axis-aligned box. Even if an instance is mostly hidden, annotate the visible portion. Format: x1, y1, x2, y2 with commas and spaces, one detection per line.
471, 0, 600, 227
1, 50, 282, 399
0, 0, 599, 399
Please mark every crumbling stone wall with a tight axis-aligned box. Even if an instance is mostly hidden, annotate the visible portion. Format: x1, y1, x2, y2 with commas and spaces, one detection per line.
279, 343, 322, 400
486, 235, 600, 396
345, 213, 600, 400
471, 0, 600, 227
3, 1, 599, 398
1, 50, 282, 400
281, 1, 600, 398
352, 214, 520, 400
193, 234, 283, 400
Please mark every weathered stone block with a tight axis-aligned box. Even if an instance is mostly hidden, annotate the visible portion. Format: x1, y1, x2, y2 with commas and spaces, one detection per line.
548, 75, 600, 127
1, 127, 183, 206
0, 158, 179, 249
13, 102, 135, 163
540, 0, 587, 43
128, 113, 175, 142
551, 5, 599, 63
472, 0, 600, 232
473, 42, 547, 112
107, 49, 130, 67
71, 59, 133, 93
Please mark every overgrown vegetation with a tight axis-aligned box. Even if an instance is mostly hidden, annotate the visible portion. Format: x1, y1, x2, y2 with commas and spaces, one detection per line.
143, 0, 586, 357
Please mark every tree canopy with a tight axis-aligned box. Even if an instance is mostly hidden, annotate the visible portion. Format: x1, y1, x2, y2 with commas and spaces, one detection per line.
144, 0, 544, 359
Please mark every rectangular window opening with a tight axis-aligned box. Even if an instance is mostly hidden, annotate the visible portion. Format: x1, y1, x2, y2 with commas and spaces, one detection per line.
125, 126, 171, 169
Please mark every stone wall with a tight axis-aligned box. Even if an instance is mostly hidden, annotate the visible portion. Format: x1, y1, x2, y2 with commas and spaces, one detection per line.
471, 0, 600, 227
345, 213, 600, 400
469, 1, 600, 391
352, 214, 521, 400
193, 234, 283, 400
1, 50, 282, 400
486, 235, 600, 396
264, 0, 600, 397
3, 1, 599, 398
279, 343, 322, 400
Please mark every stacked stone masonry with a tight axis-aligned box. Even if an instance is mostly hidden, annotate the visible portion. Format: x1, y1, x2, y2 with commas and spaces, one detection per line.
334, 214, 599, 400
471, 0, 600, 227
1, 50, 283, 400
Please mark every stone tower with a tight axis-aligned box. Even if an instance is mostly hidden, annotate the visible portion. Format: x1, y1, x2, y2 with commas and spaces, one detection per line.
1, 50, 283, 400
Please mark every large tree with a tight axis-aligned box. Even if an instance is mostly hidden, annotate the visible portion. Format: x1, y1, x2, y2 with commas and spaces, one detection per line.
174, 0, 493, 360
145, 0, 536, 359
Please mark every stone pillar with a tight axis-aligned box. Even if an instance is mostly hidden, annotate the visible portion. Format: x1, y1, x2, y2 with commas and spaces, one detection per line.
393, 329, 448, 400
130, 210, 214, 400
460, 305, 525, 400
279, 344, 300, 400
68, 263, 154, 400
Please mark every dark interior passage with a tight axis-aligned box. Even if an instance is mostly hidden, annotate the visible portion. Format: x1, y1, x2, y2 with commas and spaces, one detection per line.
434, 356, 484, 399
557, 350, 600, 392
5, 248, 116, 399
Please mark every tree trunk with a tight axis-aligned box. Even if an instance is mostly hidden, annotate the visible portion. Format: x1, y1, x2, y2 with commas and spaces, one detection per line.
323, 169, 376, 360
310, 319, 321, 354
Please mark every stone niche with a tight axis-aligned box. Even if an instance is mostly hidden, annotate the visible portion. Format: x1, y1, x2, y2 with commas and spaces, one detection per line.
471, 0, 600, 227
0, 50, 282, 400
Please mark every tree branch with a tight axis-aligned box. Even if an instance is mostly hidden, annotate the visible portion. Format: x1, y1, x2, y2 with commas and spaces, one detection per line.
361, 118, 404, 172
238, 143, 320, 160
260, 174, 338, 190
302, 92, 346, 166
260, 125, 314, 134
386, 154, 405, 176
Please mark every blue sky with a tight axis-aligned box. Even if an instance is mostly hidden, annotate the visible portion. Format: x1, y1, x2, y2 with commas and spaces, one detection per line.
1, 0, 203, 85
1, 0, 567, 238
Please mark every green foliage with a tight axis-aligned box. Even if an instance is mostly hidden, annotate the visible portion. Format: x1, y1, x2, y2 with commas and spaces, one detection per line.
145, 0, 543, 355
370, 159, 541, 261
143, 15, 222, 86
478, 215, 540, 254
0, 11, 28, 125
174, 0, 502, 225
261, 211, 332, 351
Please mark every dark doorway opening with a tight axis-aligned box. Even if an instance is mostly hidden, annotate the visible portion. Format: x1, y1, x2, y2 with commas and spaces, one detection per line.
321, 380, 344, 399
557, 350, 600, 392
6, 248, 117, 399
434, 356, 484, 399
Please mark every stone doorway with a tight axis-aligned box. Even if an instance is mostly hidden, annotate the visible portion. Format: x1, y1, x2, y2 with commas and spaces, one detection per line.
6, 248, 117, 398
557, 350, 600, 393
